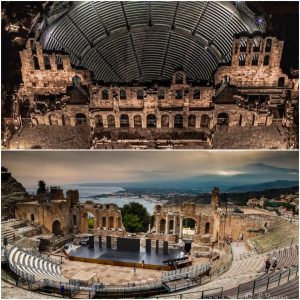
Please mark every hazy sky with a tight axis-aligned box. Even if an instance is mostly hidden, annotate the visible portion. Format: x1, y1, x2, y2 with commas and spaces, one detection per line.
2, 151, 298, 188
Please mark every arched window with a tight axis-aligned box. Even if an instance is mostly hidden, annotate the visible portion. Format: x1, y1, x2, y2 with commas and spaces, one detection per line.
31, 214, 35, 222
102, 217, 106, 228
239, 38, 247, 52
278, 77, 285, 87
120, 114, 129, 127
175, 90, 183, 99
193, 89, 200, 99
188, 115, 196, 127
95, 115, 103, 127
147, 114, 156, 128
158, 90, 165, 100
253, 37, 261, 52
56, 55, 63, 70
33, 56, 40, 70
43, 55, 51, 70
201, 115, 210, 128
174, 114, 183, 128
205, 222, 210, 234
75, 113, 87, 125
239, 54, 246, 66
217, 113, 229, 126
102, 90, 109, 100
120, 89, 126, 100
175, 72, 183, 84
137, 90, 144, 100
265, 38, 272, 52
251, 54, 259, 66
263, 55, 270, 66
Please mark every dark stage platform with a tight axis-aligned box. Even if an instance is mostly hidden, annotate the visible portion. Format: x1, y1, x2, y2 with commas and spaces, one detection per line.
68, 241, 181, 270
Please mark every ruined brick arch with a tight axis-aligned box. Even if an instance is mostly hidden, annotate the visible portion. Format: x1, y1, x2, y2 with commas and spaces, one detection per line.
52, 220, 62, 236
79, 208, 100, 233
173, 70, 186, 85
161, 114, 169, 128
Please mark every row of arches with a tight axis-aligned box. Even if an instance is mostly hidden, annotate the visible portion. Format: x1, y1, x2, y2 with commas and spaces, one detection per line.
94, 114, 211, 129
158, 218, 210, 235
236, 37, 272, 53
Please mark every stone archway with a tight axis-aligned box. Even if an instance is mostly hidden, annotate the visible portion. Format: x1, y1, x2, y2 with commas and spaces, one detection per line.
52, 220, 62, 236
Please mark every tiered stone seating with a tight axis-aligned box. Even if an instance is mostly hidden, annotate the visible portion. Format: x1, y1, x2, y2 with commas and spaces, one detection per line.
43, 1, 260, 81
8, 246, 69, 283
257, 245, 299, 272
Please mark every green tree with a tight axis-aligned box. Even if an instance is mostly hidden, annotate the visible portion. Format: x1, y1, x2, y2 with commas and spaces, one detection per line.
121, 202, 150, 232
37, 180, 46, 195
122, 214, 143, 233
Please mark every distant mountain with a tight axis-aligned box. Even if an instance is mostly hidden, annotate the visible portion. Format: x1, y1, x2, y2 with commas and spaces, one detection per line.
67, 163, 298, 192
227, 180, 299, 192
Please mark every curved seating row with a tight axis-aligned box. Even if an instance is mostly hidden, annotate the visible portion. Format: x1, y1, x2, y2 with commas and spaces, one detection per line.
8, 246, 69, 283
42, 1, 260, 82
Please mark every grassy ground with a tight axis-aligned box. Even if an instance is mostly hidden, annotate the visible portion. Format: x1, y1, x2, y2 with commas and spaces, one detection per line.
252, 220, 299, 253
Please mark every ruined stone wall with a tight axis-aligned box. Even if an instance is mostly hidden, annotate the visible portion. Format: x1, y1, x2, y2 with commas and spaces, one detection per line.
214, 36, 290, 88
15, 199, 73, 235
213, 104, 272, 127
214, 211, 275, 241
18, 38, 91, 103
79, 203, 124, 234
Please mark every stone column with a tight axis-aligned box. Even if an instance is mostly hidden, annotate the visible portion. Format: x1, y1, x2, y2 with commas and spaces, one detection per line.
173, 214, 176, 235
165, 214, 169, 236
179, 215, 183, 239
155, 215, 160, 233
156, 115, 161, 128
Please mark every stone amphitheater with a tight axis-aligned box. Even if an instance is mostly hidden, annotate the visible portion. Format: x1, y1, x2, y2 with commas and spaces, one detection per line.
1, 184, 299, 299
2, 1, 298, 149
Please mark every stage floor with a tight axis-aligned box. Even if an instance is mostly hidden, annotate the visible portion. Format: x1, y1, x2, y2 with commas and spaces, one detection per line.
68, 241, 180, 267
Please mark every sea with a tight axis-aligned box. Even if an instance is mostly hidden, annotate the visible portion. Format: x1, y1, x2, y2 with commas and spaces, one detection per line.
26, 184, 157, 213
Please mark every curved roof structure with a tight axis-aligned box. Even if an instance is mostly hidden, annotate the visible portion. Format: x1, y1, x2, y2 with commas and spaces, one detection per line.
41, 1, 263, 82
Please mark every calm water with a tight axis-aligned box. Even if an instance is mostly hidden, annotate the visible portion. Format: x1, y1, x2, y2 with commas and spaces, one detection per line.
27, 185, 156, 213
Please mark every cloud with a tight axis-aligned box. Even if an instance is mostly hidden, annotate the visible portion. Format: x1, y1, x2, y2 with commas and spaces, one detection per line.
216, 170, 244, 176
1, 151, 298, 189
